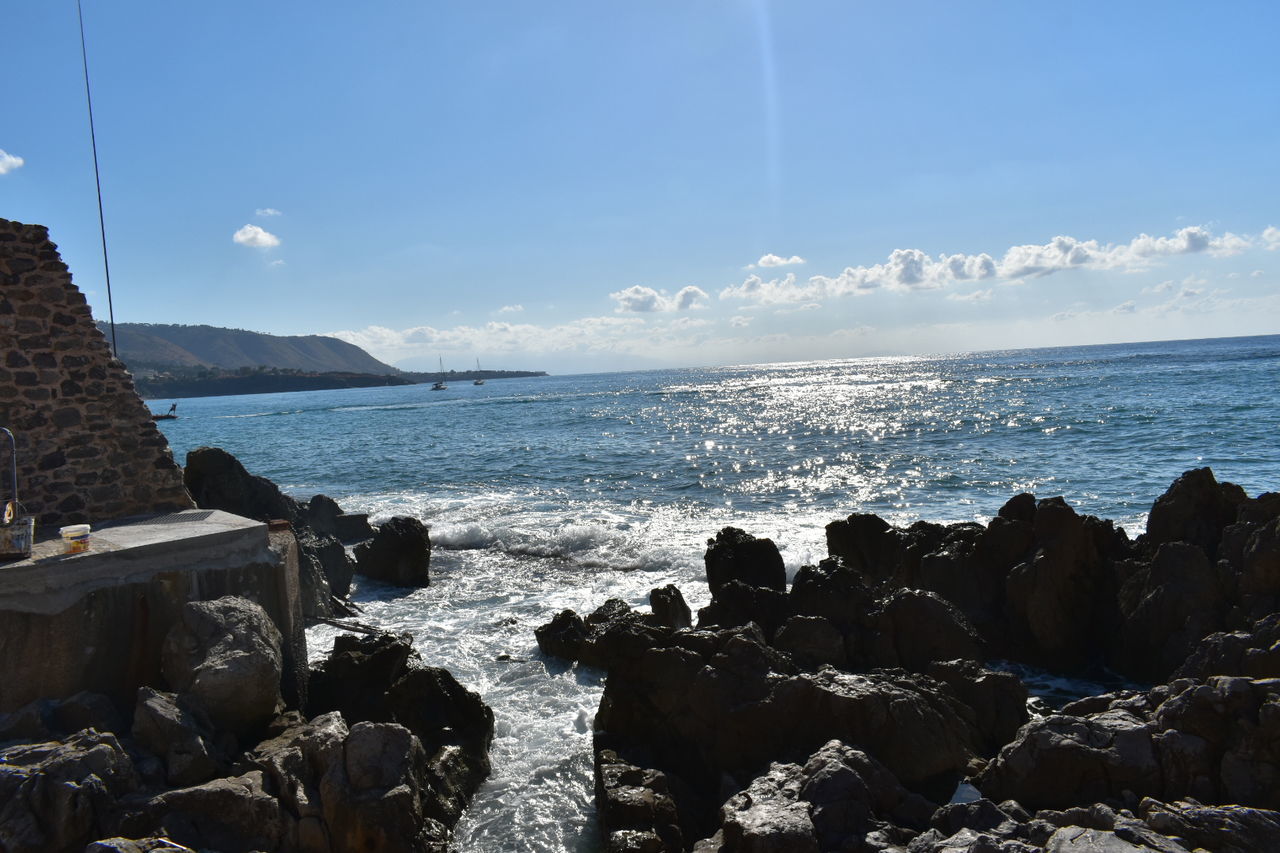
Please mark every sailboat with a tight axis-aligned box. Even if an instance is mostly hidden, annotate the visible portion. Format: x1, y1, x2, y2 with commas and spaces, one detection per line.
473, 358, 485, 386
431, 357, 448, 391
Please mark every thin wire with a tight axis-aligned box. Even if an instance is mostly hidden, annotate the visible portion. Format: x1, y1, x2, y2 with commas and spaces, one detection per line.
77, 0, 118, 357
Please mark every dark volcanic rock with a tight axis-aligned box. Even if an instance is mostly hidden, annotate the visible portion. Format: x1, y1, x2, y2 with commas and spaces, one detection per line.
354, 515, 432, 587
1173, 613, 1280, 680
160, 596, 284, 739
1144, 467, 1247, 559
1140, 797, 1280, 853
306, 631, 494, 820
649, 584, 692, 630
696, 579, 790, 639
704, 527, 786, 596
787, 556, 875, 633
0, 729, 141, 853
1115, 542, 1233, 683
978, 676, 1280, 812
535, 609, 590, 660
867, 589, 984, 671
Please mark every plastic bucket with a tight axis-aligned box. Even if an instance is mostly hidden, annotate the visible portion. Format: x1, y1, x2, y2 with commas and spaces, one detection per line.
60, 523, 91, 554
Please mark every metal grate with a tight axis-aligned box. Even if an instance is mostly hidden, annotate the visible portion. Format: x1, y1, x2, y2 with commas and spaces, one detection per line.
132, 510, 217, 525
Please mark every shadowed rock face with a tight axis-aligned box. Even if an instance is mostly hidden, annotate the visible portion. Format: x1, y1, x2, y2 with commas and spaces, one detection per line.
353, 516, 432, 587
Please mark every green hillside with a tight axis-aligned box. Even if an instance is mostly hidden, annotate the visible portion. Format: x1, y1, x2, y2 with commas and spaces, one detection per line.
103, 323, 399, 374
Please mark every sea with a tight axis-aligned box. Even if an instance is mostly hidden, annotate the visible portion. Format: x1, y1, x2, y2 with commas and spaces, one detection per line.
153, 334, 1280, 852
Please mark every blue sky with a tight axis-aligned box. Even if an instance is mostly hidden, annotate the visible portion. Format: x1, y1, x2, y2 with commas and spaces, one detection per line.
4, 1, 1278, 373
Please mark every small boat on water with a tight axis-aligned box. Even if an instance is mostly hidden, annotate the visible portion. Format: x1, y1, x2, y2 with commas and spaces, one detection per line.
152, 403, 179, 420
473, 358, 485, 386
431, 357, 448, 391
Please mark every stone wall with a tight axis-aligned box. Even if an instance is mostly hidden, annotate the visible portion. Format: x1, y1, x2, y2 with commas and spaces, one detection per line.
0, 217, 193, 529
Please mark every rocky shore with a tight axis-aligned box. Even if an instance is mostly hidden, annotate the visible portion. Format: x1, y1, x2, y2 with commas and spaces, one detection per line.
0, 448, 492, 852
538, 467, 1280, 851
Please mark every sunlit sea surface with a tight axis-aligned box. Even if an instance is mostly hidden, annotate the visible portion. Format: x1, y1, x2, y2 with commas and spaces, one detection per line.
155, 335, 1280, 851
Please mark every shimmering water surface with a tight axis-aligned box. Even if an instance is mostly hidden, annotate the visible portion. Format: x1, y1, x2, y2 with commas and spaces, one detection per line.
155, 335, 1280, 851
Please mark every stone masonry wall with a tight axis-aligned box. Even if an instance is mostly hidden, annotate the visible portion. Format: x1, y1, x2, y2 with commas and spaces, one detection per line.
0, 218, 194, 529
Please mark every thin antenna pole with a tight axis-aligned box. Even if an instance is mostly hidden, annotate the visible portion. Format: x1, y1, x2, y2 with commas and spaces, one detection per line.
76, 0, 118, 357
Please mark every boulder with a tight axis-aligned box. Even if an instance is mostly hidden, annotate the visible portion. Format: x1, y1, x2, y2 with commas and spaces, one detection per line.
649, 584, 692, 630
867, 589, 984, 671
131, 687, 228, 787
696, 580, 790, 639
788, 557, 876, 633
161, 596, 284, 738
772, 615, 847, 670
120, 770, 290, 853
596, 748, 683, 852
704, 527, 786, 595
304, 493, 375, 543
1144, 467, 1247, 559
694, 761, 818, 852
1172, 613, 1280, 680
354, 516, 432, 587
0, 729, 141, 853
925, 660, 1028, 756
976, 709, 1162, 809
1114, 542, 1232, 682
1003, 499, 1122, 673
535, 609, 590, 661
1139, 798, 1280, 853
306, 632, 495, 825
0, 691, 124, 743
824, 513, 899, 584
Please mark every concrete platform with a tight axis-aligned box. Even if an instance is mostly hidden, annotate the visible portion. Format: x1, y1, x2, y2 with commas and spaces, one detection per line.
0, 509, 270, 616
0, 509, 305, 713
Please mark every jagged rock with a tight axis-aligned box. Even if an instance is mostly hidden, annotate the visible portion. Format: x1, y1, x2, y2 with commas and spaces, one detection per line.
868, 589, 984, 671
0, 729, 141, 853
1172, 613, 1280, 680
161, 596, 284, 738
534, 609, 589, 660
1115, 542, 1232, 682
976, 708, 1161, 809
773, 615, 847, 670
354, 515, 432, 587
696, 579, 790, 639
650, 584, 692, 630
824, 513, 899, 584
595, 622, 987, 837
1144, 467, 1247, 559
320, 722, 448, 852
1003, 498, 1123, 673
1241, 517, 1280, 598
694, 761, 818, 852
704, 527, 786, 595
132, 687, 228, 787
788, 556, 876, 633
304, 493, 375, 543
579, 600, 673, 671
596, 748, 683, 851
925, 660, 1028, 756
121, 769, 290, 853
0, 691, 124, 743
1139, 797, 1280, 853
306, 632, 495, 825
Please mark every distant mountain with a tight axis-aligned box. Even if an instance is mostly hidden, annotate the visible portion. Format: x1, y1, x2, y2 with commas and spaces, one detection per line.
103, 323, 399, 374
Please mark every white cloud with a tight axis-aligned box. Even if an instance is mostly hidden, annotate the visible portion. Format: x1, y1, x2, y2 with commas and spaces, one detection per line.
1143, 280, 1175, 295
722, 225, 1261, 306
269, 259, 286, 267
1263, 226, 1280, 250
232, 224, 280, 248
610, 284, 709, 313
498, 304, 524, 314
729, 315, 752, 328
756, 253, 806, 268
256, 207, 282, 217
1111, 300, 1137, 314
0, 149, 24, 175
1251, 270, 1265, 278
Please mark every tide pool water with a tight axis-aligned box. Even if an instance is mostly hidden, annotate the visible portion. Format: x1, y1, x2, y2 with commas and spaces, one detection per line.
155, 334, 1280, 851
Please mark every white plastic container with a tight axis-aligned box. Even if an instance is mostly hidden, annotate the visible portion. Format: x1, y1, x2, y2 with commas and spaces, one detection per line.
59, 523, 91, 554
